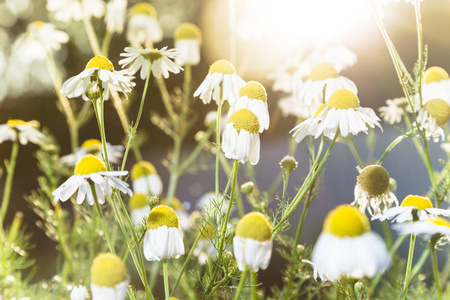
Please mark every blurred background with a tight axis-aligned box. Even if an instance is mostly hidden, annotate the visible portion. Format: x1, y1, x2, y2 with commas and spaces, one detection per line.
0, 0, 450, 291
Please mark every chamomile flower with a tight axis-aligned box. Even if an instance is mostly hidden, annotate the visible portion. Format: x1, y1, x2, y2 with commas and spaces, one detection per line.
90, 253, 129, 300
308, 205, 390, 281
0, 119, 46, 145
173, 22, 202, 66
130, 161, 163, 196
47, 0, 105, 23
105, 0, 127, 34
126, 2, 163, 47
378, 97, 409, 125
291, 89, 382, 143
60, 56, 135, 101
372, 195, 450, 223
60, 139, 124, 166
119, 47, 183, 80
70, 285, 89, 300
52, 155, 133, 205
306, 44, 358, 74
421, 66, 450, 104
233, 212, 273, 272
352, 165, 398, 215
143, 205, 185, 261
129, 193, 150, 225
297, 62, 357, 105
416, 98, 450, 142
394, 217, 450, 242
229, 81, 269, 132
222, 108, 261, 165
21, 21, 69, 53
194, 59, 246, 105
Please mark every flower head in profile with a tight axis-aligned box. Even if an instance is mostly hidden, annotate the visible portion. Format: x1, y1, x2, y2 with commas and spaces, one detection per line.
129, 193, 150, 225
372, 195, 450, 223
394, 217, 450, 244
173, 22, 202, 66
105, 0, 127, 34
60, 139, 124, 166
60, 56, 135, 101
194, 59, 246, 105
421, 66, 450, 104
291, 89, 382, 143
143, 205, 185, 261
70, 285, 89, 300
352, 165, 398, 215
0, 119, 46, 145
52, 155, 133, 205
90, 253, 129, 300
119, 47, 183, 80
130, 161, 163, 196
229, 81, 269, 132
47, 0, 105, 23
416, 98, 450, 142
22, 21, 69, 53
378, 97, 410, 125
126, 2, 163, 47
307, 205, 390, 281
233, 212, 273, 272
222, 108, 261, 165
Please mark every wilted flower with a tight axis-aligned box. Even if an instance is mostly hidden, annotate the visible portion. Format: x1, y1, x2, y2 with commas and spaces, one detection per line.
378, 97, 409, 125
173, 22, 202, 66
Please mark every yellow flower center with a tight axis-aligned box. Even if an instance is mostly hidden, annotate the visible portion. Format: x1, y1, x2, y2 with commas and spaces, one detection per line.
313, 104, 328, 118
174, 22, 202, 43
129, 193, 148, 210
227, 108, 260, 134
147, 205, 180, 230
131, 161, 157, 180
7, 119, 28, 128
309, 63, 339, 81
401, 195, 433, 210
238, 81, 267, 102
328, 89, 360, 110
81, 139, 102, 150
74, 155, 107, 175
90, 253, 128, 287
357, 165, 390, 196
423, 99, 450, 126
323, 205, 370, 238
423, 66, 450, 84
235, 212, 272, 241
141, 49, 163, 63
130, 2, 158, 18
32, 21, 45, 29
429, 217, 450, 228
208, 59, 236, 74
85, 56, 114, 72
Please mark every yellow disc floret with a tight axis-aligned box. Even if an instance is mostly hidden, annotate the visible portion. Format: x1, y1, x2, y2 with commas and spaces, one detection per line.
85, 56, 114, 71
401, 195, 433, 210
81, 139, 102, 149
208, 59, 236, 74
235, 212, 272, 241
429, 217, 450, 228
129, 193, 148, 210
147, 205, 180, 230
309, 63, 339, 81
131, 161, 157, 180
328, 89, 360, 110
323, 205, 370, 238
423, 66, 450, 84
7, 119, 28, 127
174, 22, 202, 43
130, 2, 158, 18
142, 49, 163, 63
74, 155, 107, 175
238, 81, 267, 102
90, 253, 128, 287
423, 99, 450, 126
227, 109, 260, 134
357, 165, 390, 196
32, 21, 45, 29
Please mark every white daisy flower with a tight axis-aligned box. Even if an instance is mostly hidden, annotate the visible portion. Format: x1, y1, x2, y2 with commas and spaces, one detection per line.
143, 205, 185, 261
90, 253, 129, 300
105, 0, 127, 34
128, 193, 150, 226
228, 81, 269, 133
372, 195, 450, 223
60, 56, 135, 101
267, 55, 303, 93
415, 98, 450, 142
194, 59, 246, 106
291, 89, 382, 143
173, 22, 202, 66
21, 21, 69, 53
70, 285, 89, 300
52, 155, 133, 205
0, 119, 46, 145
352, 165, 398, 215
378, 97, 409, 125
60, 138, 124, 166
308, 205, 390, 281
47, 0, 105, 23
222, 108, 261, 165
297, 62, 357, 105
233, 212, 273, 272
119, 47, 183, 80
126, 2, 163, 47
394, 217, 450, 241
421, 66, 450, 104
130, 161, 163, 196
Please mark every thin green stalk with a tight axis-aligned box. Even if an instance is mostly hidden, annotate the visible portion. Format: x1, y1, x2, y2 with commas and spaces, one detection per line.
251, 271, 258, 300
282, 172, 290, 200
376, 133, 408, 165
401, 242, 432, 299
402, 234, 416, 299
346, 138, 365, 167
1, 138, 19, 221
91, 185, 115, 253
414, 1, 424, 107
163, 260, 170, 300
431, 246, 442, 300
178, 123, 215, 172
234, 265, 248, 300
215, 85, 224, 216
82, 15, 101, 56
101, 30, 114, 57
156, 76, 176, 119
381, 221, 393, 250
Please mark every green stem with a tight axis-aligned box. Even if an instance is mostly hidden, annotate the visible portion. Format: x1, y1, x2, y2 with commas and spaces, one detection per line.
234, 265, 248, 300
251, 271, 258, 300
82, 15, 101, 56
101, 30, 114, 57
376, 133, 408, 165
402, 234, 416, 299
381, 221, 393, 250
346, 137, 365, 167
215, 85, 224, 217
163, 260, 170, 300
156, 76, 176, 119
431, 246, 442, 300
414, 1, 424, 107
91, 185, 115, 253
401, 241, 432, 299
1, 138, 19, 221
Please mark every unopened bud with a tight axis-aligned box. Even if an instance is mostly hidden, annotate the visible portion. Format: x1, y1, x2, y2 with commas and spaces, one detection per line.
240, 182, 254, 195
279, 155, 298, 173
